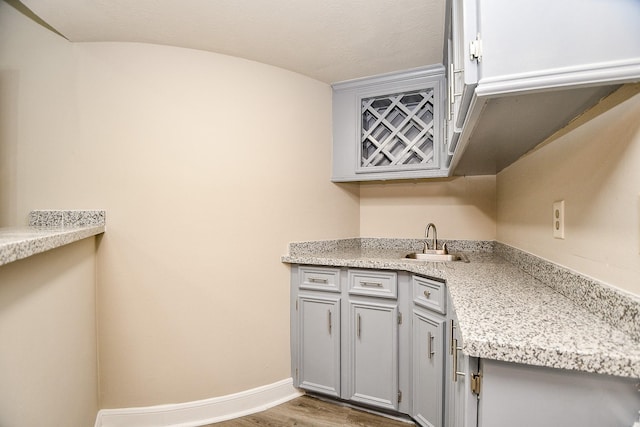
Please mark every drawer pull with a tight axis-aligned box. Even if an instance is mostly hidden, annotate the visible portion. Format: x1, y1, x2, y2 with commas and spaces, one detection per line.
424, 290, 431, 298
361, 281, 383, 288
309, 277, 328, 284
428, 332, 435, 359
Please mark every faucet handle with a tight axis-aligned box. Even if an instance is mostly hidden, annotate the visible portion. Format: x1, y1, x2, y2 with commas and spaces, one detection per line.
442, 242, 448, 254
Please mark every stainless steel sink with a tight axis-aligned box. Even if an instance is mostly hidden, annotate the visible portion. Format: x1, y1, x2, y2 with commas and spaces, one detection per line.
405, 252, 468, 262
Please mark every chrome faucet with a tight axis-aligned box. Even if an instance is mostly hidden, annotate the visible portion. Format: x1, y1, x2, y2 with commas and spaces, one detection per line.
424, 223, 437, 253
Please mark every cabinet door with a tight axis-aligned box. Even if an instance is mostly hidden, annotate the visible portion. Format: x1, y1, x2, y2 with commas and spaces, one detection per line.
348, 301, 399, 410
413, 310, 445, 427
298, 295, 341, 397
450, 0, 479, 131
477, 0, 640, 82
449, 318, 478, 427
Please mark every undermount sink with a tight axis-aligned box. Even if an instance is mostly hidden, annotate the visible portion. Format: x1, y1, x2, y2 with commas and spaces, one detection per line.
405, 252, 468, 262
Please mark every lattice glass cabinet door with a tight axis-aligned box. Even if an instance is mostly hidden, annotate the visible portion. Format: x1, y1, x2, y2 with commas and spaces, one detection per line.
332, 66, 446, 182
360, 89, 437, 172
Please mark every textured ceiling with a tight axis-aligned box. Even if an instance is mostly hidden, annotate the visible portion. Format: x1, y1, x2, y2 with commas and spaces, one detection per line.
18, 0, 445, 83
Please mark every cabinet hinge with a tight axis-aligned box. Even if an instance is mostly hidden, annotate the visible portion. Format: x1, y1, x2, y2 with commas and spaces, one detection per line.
469, 33, 483, 62
397, 390, 402, 403
470, 372, 482, 396
398, 312, 403, 325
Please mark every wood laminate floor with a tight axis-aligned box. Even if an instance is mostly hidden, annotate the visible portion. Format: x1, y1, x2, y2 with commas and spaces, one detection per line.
206, 395, 415, 426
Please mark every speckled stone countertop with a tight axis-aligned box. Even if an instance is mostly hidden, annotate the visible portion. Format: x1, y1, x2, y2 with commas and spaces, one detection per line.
282, 238, 640, 379
0, 210, 105, 266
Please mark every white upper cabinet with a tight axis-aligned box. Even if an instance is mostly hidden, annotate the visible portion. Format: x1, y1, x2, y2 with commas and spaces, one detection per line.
446, 0, 640, 175
475, 0, 640, 89
332, 66, 447, 182
333, 0, 640, 180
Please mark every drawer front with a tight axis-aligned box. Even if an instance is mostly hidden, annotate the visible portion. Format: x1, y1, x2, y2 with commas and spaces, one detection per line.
413, 276, 446, 314
299, 266, 341, 292
348, 269, 397, 299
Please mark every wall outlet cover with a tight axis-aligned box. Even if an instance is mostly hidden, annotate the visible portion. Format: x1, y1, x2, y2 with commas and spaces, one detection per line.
553, 200, 565, 239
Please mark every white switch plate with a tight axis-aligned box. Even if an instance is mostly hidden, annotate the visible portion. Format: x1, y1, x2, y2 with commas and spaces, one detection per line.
553, 200, 565, 239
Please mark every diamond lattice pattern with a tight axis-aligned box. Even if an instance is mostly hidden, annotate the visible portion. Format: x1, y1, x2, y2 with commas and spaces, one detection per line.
361, 89, 435, 168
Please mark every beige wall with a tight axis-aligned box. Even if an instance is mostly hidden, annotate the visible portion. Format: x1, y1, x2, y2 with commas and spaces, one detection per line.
1, 1, 359, 410
82, 43, 359, 408
0, 2, 77, 226
5, 0, 639, 418
0, 239, 99, 427
359, 176, 497, 240
497, 85, 640, 296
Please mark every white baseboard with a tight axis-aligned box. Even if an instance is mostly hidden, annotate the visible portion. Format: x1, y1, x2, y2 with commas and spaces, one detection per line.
94, 378, 302, 427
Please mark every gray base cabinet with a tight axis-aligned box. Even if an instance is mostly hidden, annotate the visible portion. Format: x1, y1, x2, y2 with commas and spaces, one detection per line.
412, 310, 445, 427
447, 355, 640, 427
291, 265, 444, 421
291, 266, 409, 413
291, 264, 640, 426
348, 300, 399, 410
447, 304, 478, 427
446, 298, 640, 427
297, 294, 341, 398
476, 359, 640, 427
412, 274, 448, 427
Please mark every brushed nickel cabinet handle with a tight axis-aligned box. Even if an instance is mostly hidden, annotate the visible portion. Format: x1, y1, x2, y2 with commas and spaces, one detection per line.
357, 314, 361, 338
309, 277, 328, 284
361, 281, 383, 287
452, 338, 458, 382
452, 338, 466, 382
450, 320, 456, 355
449, 63, 457, 120
428, 332, 435, 359
424, 290, 431, 298
328, 310, 332, 334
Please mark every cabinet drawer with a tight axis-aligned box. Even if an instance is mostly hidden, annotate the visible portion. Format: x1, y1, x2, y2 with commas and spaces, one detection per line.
348, 270, 397, 299
299, 266, 341, 292
413, 276, 446, 314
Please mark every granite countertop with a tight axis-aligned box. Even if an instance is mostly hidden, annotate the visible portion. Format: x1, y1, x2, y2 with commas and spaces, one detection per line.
282, 238, 640, 379
0, 210, 105, 266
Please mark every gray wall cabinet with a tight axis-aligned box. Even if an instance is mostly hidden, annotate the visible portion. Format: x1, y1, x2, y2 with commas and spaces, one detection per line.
331, 0, 640, 180
332, 66, 447, 182
445, 0, 640, 175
